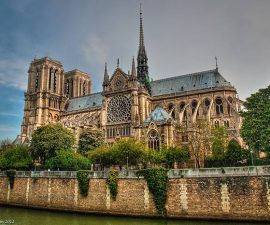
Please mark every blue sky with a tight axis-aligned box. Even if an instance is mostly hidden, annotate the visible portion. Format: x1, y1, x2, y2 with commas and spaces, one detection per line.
1, 0, 270, 140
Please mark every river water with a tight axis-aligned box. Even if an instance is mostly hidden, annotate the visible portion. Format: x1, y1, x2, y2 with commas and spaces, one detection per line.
0, 206, 264, 225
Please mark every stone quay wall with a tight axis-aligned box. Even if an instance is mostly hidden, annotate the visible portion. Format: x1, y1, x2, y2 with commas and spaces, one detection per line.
1, 169, 270, 221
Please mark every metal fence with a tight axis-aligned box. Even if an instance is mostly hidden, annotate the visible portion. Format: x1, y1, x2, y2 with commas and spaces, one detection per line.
0, 166, 270, 178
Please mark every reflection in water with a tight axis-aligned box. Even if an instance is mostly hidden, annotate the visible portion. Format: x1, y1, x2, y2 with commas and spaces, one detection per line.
0, 206, 263, 225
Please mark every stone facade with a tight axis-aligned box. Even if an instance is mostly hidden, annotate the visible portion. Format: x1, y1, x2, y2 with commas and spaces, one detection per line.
1, 176, 270, 221
20, 10, 243, 152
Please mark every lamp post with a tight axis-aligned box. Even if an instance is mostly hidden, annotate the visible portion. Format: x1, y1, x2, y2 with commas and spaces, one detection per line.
126, 156, 129, 176
250, 149, 254, 166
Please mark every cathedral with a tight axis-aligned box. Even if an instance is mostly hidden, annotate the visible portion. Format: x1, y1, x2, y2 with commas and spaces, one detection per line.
20, 10, 243, 150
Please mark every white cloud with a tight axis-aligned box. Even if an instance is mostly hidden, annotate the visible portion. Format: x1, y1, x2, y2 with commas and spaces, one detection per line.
82, 34, 109, 65
0, 112, 21, 117
0, 59, 28, 90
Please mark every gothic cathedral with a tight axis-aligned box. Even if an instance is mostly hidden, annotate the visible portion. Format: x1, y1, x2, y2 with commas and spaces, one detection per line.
20, 10, 243, 150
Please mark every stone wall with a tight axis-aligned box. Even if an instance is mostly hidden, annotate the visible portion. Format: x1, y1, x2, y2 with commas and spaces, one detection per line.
0, 176, 270, 221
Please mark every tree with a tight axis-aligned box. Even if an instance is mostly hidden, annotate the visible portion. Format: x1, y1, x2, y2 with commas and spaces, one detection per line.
78, 128, 104, 156
162, 146, 189, 168
88, 145, 112, 167
0, 138, 14, 153
30, 124, 75, 164
240, 85, 270, 156
0, 145, 32, 170
225, 139, 249, 166
45, 151, 90, 171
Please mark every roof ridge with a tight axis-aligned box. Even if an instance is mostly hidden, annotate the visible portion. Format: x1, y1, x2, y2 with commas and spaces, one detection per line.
69, 92, 102, 100
151, 69, 217, 83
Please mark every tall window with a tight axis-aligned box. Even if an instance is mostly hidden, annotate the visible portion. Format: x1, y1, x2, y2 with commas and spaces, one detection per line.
66, 79, 70, 95
215, 97, 223, 115
204, 98, 210, 115
168, 103, 175, 119
191, 100, 198, 116
48, 68, 53, 91
83, 81, 86, 96
148, 129, 160, 150
35, 69, 39, 91
227, 97, 233, 115
180, 101, 187, 121
214, 120, 220, 128
53, 70, 57, 93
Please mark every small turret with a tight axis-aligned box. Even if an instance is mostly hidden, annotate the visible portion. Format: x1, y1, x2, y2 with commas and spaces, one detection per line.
103, 62, 110, 87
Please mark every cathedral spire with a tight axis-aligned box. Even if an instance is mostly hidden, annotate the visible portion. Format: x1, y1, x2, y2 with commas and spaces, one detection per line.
131, 56, 137, 78
103, 62, 109, 87
137, 4, 151, 94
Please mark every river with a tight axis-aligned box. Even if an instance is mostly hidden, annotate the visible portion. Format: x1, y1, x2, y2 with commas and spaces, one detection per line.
0, 206, 264, 225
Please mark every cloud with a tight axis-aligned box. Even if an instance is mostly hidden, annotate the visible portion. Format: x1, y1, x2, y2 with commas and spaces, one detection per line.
82, 34, 109, 65
0, 59, 28, 90
0, 125, 18, 133
0, 112, 21, 117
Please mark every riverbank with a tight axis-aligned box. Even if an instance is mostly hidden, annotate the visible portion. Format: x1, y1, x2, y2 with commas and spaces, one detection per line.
1, 167, 270, 222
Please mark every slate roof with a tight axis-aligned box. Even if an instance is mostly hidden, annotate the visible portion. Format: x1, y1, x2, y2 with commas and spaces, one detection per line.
144, 107, 172, 124
65, 92, 102, 112
150, 69, 232, 97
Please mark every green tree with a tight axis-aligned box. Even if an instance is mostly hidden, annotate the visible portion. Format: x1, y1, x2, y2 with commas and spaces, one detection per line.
225, 139, 249, 166
240, 85, 270, 156
30, 124, 75, 164
45, 151, 90, 171
162, 146, 189, 168
0, 145, 32, 170
0, 138, 14, 153
88, 145, 112, 167
78, 128, 104, 156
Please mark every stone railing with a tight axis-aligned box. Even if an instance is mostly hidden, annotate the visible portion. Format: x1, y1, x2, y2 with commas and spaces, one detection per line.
0, 166, 270, 178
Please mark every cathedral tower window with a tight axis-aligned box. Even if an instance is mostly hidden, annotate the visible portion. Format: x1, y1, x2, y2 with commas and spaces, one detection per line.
35, 69, 39, 91
66, 79, 70, 95
148, 129, 160, 150
215, 97, 223, 115
48, 68, 53, 91
83, 81, 86, 96
53, 70, 57, 93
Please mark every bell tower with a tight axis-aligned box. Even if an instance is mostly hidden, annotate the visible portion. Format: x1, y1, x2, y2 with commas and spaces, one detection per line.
21, 57, 67, 143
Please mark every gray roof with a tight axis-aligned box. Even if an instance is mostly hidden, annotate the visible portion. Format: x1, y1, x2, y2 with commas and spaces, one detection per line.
144, 107, 172, 125
66, 92, 102, 112
150, 69, 232, 97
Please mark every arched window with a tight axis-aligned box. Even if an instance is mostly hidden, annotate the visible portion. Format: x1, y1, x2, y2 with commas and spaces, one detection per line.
227, 97, 233, 115
168, 103, 175, 119
83, 81, 86, 96
224, 120, 229, 127
148, 130, 160, 150
215, 97, 223, 115
48, 68, 53, 90
204, 98, 210, 115
66, 79, 70, 95
35, 69, 39, 91
70, 79, 73, 97
191, 100, 198, 115
214, 120, 220, 128
180, 101, 187, 121
53, 70, 57, 93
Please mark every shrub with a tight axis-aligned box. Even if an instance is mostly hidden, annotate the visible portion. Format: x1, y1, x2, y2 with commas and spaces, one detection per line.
107, 169, 118, 201
77, 170, 90, 197
45, 151, 90, 171
136, 168, 168, 215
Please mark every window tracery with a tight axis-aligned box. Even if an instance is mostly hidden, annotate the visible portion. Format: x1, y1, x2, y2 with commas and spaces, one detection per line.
148, 129, 160, 150
107, 95, 131, 122
215, 97, 223, 115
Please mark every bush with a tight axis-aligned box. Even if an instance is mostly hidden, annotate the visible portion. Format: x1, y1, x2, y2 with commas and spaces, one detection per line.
30, 124, 75, 164
136, 168, 168, 215
162, 146, 189, 167
77, 170, 90, 197
45, 151, 90, 171
78, 129, 104, 156
225, 139, 249, 166
107, 169, 118, 201
0, 145, 32, 170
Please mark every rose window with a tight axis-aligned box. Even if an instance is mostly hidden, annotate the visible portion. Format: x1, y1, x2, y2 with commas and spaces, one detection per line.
107, 95, 131, 122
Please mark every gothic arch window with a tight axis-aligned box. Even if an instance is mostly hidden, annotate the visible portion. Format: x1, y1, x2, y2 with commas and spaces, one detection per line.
224, 120, 230, 127
227, 97, 233, 115
148, 129, 160, 150
107, 95, 131, 122
48, 113, 53, 123
168, 103, 175, 119
180, 101, 187, 121
215, 97, 223, 115
35, 69, 39, 91
66, 79, 70, 95
204, 98, 211, 115
70, 79, 73, 97
214, 120, 220, 128
53, 70, 57, 93
83, 81, 86, 96
48, 68, 53, 91
191, 100, 198, 115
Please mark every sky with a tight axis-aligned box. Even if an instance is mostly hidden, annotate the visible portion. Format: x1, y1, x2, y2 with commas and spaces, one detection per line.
0, 0, 270, 140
